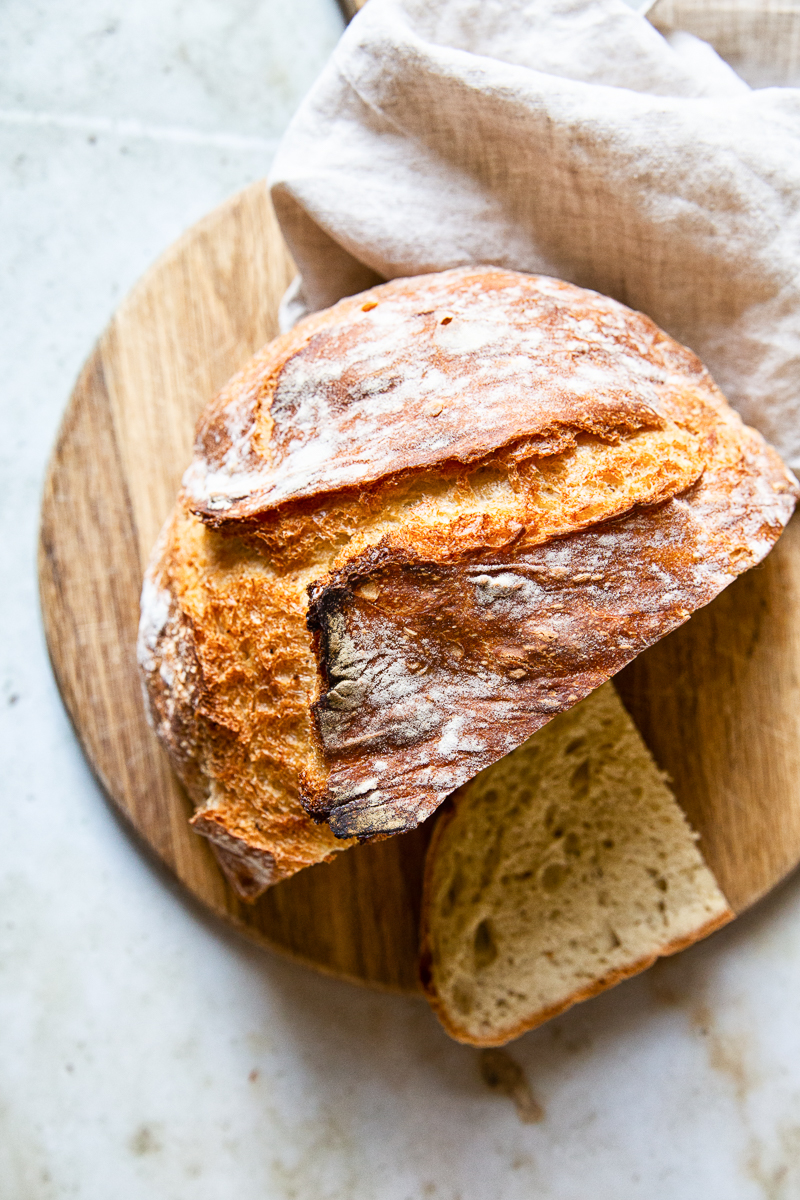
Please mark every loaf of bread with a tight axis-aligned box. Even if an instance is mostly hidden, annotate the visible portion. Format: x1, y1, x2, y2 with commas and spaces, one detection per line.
419, 682, 734, 1046
138, 266, 798, 898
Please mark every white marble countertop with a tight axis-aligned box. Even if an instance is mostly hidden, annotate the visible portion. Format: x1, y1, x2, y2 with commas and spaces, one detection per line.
3, 3, 800, 1196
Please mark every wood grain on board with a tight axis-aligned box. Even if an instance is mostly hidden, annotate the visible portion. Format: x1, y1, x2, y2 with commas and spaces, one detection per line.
39, 181, 800, 995
338, 0, 368, 21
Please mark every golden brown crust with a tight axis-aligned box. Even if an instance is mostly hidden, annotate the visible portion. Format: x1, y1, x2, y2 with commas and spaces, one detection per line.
140, 266, 798, 885
138, 504, 350, 900
190, 809, 281, 901
185, 268, 701, 524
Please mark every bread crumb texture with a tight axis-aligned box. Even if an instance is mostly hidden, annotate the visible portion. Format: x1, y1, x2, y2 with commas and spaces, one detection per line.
419, 683, 733, 1046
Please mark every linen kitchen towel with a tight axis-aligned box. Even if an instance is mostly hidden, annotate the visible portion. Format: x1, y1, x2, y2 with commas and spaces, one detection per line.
270, 0, 800, 468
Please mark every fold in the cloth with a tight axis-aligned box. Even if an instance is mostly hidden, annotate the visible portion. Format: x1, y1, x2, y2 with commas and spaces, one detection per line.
269, 0, 800, 468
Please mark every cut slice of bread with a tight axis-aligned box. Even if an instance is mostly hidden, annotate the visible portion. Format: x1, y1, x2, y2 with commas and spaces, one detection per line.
419, 682, 733, 1046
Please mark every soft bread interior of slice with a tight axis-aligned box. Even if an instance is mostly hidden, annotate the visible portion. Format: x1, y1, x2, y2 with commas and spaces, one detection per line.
420, 682, 733, 1046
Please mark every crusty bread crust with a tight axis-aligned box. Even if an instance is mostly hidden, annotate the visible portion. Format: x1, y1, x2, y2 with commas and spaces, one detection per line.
138, 509, 352, 897
185, 269, 702, 524
139, 266, 798, 891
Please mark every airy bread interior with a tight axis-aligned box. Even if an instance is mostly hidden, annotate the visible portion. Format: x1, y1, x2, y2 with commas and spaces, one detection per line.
419, 682, 733, 1046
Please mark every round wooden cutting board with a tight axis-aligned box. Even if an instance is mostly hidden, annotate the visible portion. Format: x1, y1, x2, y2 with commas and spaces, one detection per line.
39, 180, 800, 994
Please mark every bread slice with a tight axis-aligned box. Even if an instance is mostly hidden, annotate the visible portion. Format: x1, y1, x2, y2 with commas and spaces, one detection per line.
419, 682, 733, 1046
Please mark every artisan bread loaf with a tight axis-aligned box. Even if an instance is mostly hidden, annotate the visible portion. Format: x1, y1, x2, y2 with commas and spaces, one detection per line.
139, 266, 797, 898
419, 682, 733, 1046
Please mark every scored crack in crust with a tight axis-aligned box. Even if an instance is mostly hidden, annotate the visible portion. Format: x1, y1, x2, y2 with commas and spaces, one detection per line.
139, 266, 799, 895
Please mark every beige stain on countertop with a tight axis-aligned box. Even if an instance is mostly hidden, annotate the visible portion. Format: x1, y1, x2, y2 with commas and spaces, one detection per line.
646, 899, 800, 1200
746, 1125, 800, 1200
479, 1049, 545, 1125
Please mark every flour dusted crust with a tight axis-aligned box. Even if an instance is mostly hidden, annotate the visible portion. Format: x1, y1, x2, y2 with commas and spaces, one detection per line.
185, 270, 700, 521
139, 266, 798, 892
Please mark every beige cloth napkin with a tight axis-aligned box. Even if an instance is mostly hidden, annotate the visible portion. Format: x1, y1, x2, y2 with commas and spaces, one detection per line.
269, 0, 800, 469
